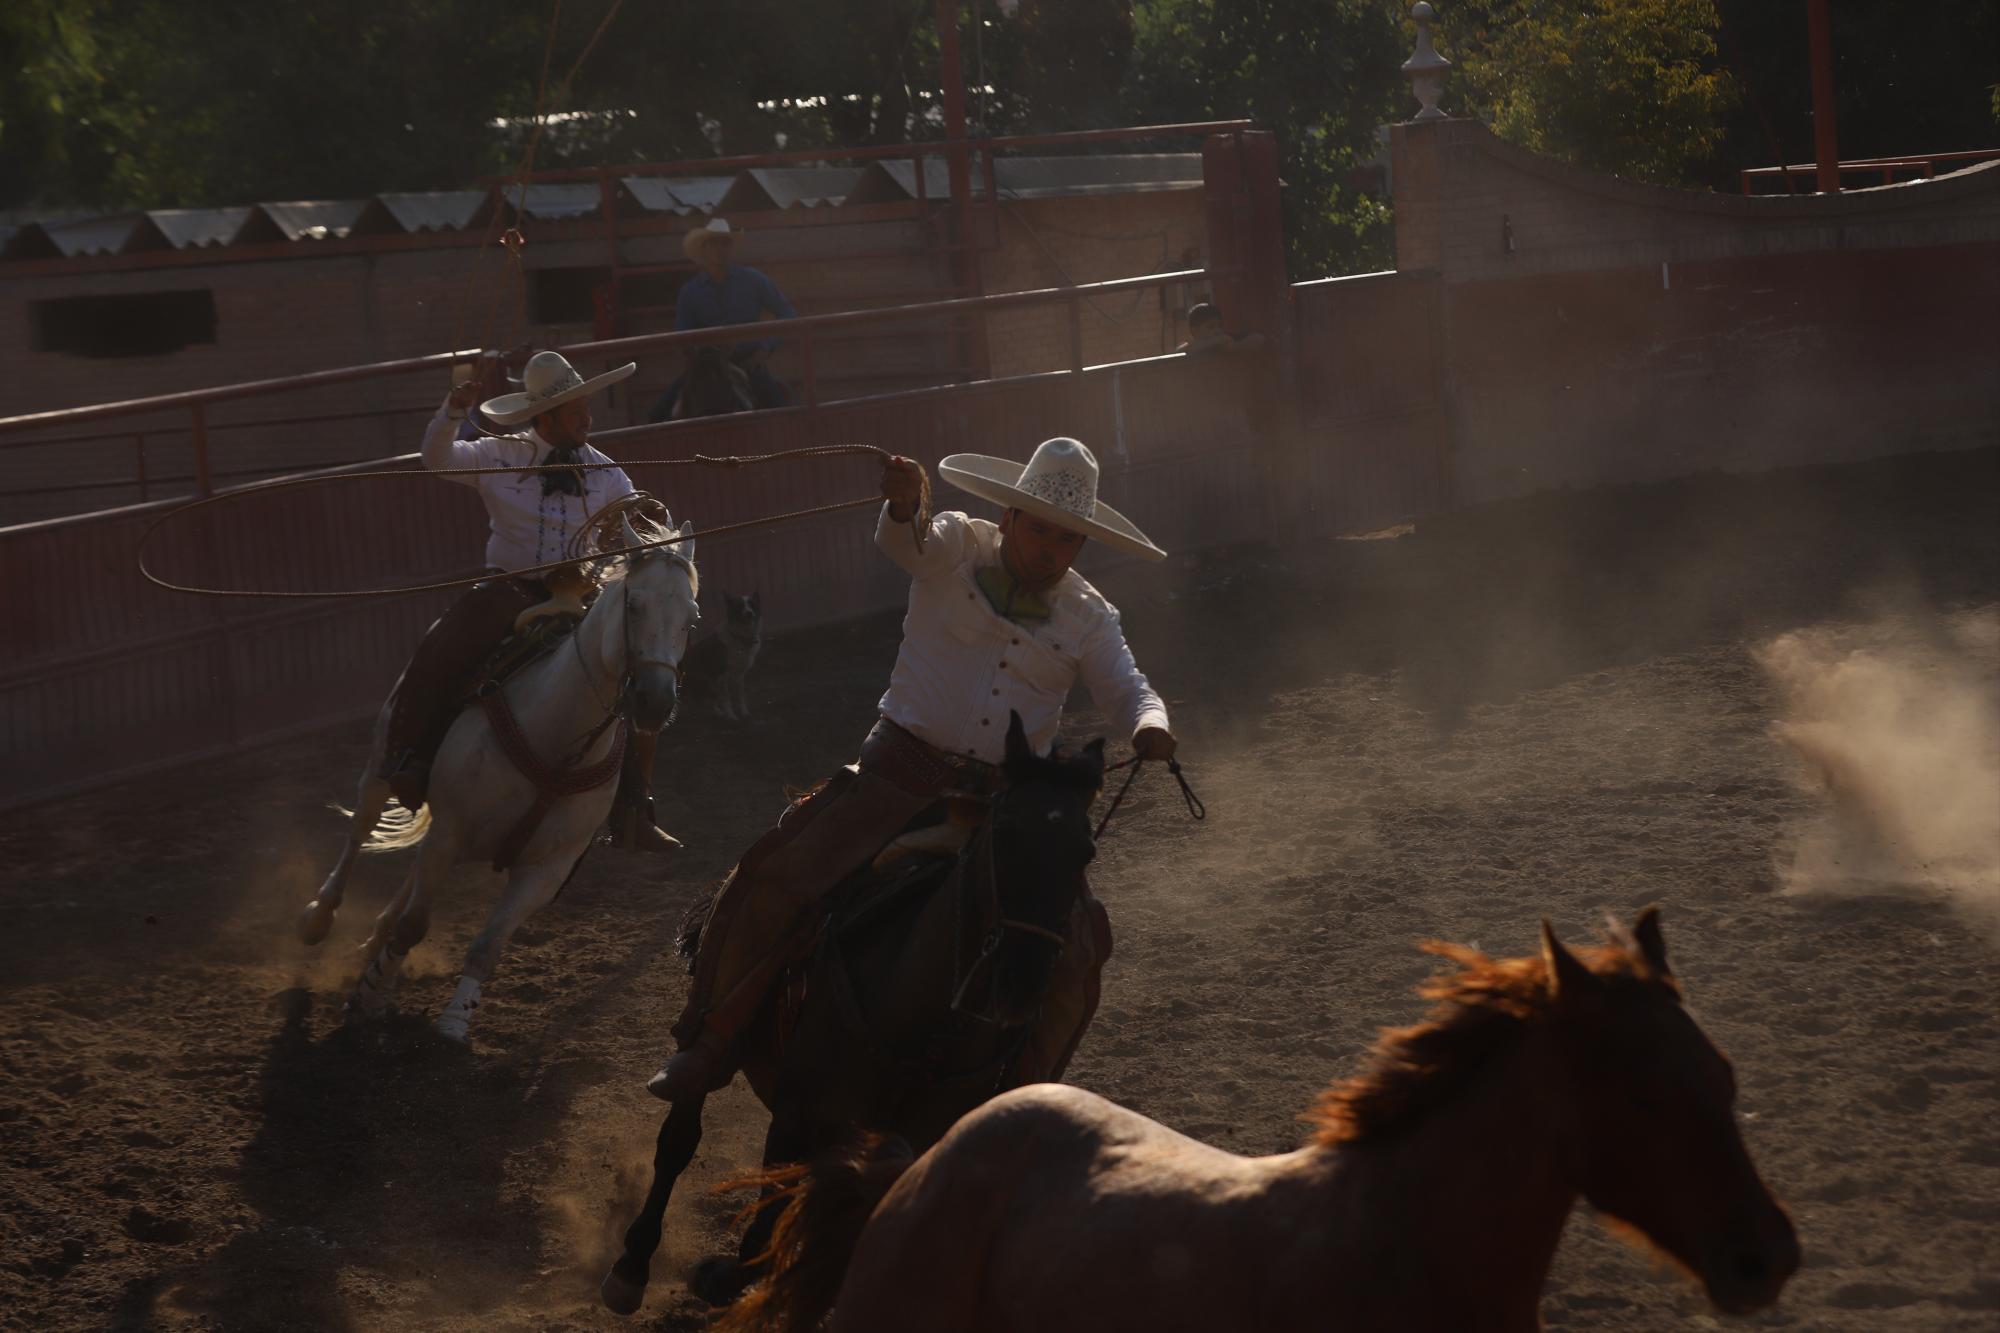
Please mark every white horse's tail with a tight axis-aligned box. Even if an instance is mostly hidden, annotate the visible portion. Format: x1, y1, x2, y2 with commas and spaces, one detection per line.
331, 799, 434, 852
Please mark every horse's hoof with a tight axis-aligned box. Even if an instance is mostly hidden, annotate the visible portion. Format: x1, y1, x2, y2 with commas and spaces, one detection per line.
689, 1255, 745, 1308
298, 901, 335, 946
434, 1011, 471, 1044
345, 990, 387, 1020
599, 1267, 646, 1316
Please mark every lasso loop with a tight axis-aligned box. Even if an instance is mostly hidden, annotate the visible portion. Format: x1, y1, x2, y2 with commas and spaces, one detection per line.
136, 444, 931, 600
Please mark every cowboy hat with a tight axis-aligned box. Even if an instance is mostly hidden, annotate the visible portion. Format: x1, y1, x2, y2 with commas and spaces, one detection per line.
480, 350, 636, 427
939, 437, 1167, 562
683, 216, 738, 263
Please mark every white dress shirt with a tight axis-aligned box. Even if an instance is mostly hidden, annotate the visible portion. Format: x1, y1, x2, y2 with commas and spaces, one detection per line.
421, 402, 636, 574
875, 505, 1170, 764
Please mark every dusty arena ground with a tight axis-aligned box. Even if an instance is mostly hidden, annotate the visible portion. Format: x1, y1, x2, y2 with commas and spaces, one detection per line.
4, 447, 1997, 1331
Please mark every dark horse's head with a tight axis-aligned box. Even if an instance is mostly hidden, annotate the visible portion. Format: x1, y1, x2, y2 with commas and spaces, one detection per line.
679, 345, 754, 419
973, 712, 1105, 1026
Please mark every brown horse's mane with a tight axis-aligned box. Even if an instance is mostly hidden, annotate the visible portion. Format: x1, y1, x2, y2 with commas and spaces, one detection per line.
1307, 932, 1667, 1148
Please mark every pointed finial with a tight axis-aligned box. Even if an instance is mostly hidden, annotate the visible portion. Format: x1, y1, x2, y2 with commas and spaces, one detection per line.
1401, 2, 1451, 123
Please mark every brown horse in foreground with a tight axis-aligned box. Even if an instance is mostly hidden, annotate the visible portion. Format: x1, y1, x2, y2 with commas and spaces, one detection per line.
720, 908, 1799, 1333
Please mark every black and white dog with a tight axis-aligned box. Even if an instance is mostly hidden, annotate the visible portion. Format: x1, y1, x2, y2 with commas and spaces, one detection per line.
682, 591, 762, 720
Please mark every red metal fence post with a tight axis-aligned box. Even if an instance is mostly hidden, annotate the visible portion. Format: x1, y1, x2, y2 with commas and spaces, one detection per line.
134, 433, 148, 502
1807, 0, 1840, 193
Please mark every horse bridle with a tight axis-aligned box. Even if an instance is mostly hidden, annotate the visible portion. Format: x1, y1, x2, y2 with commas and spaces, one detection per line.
948, 801, 1077, 1023
569, 548, 696, 746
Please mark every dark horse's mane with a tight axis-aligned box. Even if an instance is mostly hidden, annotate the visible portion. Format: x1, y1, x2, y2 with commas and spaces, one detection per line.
1307, 931, 1672, 1148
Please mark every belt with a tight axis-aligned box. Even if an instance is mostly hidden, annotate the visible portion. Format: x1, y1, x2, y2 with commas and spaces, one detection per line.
861, 718, 1000, 799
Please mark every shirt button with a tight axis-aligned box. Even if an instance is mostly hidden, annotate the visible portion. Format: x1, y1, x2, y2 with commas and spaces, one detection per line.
1011, 638, 1020, 645
998, 661, 1007, 669
981, 718, 990, 726
991, 688, 999, 696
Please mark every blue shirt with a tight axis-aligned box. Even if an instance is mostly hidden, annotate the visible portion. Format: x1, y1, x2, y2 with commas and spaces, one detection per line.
675, 266, 796, 353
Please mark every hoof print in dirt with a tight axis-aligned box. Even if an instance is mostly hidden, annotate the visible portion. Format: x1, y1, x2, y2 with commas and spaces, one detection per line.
25, 1237, 88, 1278
124, 1205, 193, 1245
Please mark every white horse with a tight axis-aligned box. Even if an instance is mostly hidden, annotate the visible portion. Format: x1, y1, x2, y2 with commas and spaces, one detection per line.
299, 510, 699, 1042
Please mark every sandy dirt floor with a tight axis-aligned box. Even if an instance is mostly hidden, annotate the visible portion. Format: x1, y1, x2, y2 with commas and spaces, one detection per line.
3, 447, 1997, 1331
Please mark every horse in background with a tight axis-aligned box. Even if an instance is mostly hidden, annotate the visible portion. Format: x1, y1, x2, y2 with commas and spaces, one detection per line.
298, 502, 700, 1043
647, 345, 757, 423
720, 907, 1800, 1333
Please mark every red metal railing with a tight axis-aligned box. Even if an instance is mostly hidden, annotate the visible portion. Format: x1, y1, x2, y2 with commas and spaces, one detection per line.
0, 267, 1215, 521
1739, 148, 2000, 194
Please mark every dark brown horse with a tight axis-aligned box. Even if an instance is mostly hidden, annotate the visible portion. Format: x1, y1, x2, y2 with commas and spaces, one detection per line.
599, 714, 1106, 1315
720, 908, 1800, 1333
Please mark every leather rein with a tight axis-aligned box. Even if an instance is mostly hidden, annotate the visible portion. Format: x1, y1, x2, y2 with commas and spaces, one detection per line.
949, 797, 1078, 1024
567, 545, 695, 755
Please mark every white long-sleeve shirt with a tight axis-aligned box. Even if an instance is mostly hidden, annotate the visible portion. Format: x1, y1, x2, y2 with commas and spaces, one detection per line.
421, 403, 635, 573
875, 505, 1170, 764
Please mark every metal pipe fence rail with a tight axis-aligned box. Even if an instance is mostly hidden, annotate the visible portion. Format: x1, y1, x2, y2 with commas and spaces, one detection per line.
0, 268, 1218, 526
1, 346, 1290, 813
1738, 148, 2000, 194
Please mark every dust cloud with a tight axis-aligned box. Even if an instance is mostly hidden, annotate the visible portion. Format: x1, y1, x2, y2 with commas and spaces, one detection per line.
1757, 606, 2000, 938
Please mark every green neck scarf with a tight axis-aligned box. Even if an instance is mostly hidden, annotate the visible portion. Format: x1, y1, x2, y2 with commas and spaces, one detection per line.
975, 564, 1053, 624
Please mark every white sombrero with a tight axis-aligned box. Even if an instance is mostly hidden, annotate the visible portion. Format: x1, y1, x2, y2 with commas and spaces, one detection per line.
683, 216, 738, 262
480, 350, 636, 427
939, 437, 1167, 562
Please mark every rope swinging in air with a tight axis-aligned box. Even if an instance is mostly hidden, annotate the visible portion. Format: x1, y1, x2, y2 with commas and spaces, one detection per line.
449, 0, 632, 362
136, 445, 931, 599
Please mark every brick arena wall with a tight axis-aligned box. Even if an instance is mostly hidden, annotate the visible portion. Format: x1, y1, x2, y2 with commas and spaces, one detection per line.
1386, 120, 2000, 504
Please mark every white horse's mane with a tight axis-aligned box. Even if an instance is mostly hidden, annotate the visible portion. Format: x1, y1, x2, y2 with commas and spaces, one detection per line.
593, 503, 698, 598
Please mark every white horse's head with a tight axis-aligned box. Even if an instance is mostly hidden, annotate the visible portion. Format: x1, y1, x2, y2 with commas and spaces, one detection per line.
618, 513, 699, 734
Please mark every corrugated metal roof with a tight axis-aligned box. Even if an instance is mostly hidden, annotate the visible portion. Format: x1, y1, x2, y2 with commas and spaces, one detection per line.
661, 176, 733, 212
621, 177, 694, 215
39, 215, 163, 258
254, 199, 367, 241
849, 159, 958, 204
146, 207, 255, 249
367, 190, 491, 233
0, 155, 1210, 265
618, 175, 734, 215
728, 167, 868, 210
500, 183, 603, 221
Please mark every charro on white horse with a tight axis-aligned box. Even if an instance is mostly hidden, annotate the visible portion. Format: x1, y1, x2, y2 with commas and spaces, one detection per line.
298, 500, 699, 1042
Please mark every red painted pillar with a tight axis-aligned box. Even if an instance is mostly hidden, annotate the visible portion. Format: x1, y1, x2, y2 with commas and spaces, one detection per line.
1202, 131, 1288, 348
1807, 0, 1840, 193
934, 0, 987, 375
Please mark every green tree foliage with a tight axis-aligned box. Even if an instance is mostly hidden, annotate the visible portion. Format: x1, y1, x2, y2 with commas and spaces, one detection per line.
0, 2, 160, 209
1117, 0, 1406, 279
1443, 0, 1737, 185
1708, 0, 2000, 191
6, 0, 1995, 277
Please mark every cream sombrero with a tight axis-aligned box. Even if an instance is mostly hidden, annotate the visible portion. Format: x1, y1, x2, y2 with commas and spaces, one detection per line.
683, 216, 738, 262
480, 350, 636, 427
939, 437, 1166, 562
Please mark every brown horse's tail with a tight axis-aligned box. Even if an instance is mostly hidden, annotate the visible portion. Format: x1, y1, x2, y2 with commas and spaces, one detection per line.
716, 1133, 917, 1333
